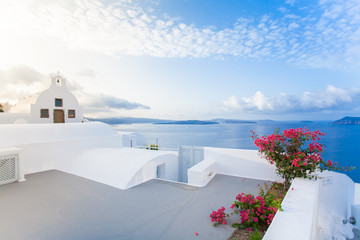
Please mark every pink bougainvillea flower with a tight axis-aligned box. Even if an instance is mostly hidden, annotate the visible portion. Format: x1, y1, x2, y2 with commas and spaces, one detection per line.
250, 128, 349, 189
195, 232, 198, 236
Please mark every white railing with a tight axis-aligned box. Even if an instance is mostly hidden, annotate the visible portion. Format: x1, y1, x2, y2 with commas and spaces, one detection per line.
135, 145, 178, 151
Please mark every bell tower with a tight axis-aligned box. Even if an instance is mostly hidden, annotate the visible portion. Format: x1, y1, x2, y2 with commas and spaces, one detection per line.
51, 72, 66, 88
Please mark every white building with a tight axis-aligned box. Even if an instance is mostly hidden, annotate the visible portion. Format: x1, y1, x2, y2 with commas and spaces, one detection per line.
30, 75, 83, 123
0, 74, 84, 124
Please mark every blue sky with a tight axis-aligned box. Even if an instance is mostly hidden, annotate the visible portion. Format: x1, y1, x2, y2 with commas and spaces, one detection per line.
0, 0, 359, 120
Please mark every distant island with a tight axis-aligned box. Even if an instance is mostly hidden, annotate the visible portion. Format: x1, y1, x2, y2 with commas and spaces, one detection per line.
154, 120, 219, 125
300, 121, 314, 123
213, 118, 256, 124
256, 120, 276, 124
87, 117, 264, 125
86, 117, 170, 124
332, 116, 360, 125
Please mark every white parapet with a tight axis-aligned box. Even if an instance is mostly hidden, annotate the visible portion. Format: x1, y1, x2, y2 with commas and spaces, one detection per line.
311, 171, 355, 240
187, 159, 217, 187
264, 171, 357, 240
263, 178, 317, 240
0, 122, 179, 189
203, 147, 283, 182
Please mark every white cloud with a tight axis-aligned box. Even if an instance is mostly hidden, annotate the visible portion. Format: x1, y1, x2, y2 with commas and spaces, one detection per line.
285, 0, 296, 6
223, 85, 360, 113
0, 0, 359, 70
0, 65, 150, 115
278, 7, 287, 13
288, 22, 300, 30
79, 93, 150, 110
223, 96, 240, 109
0, 65, 48, 103
76, 92, 151, 118
242, 91, 274, 111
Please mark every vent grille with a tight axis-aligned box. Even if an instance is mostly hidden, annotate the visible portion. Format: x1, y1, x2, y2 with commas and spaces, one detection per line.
0, 155, 18, 185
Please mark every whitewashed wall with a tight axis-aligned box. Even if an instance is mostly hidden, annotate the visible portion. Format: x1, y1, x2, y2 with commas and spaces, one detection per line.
0, 122, 178, 189
263, 178, 317, 240
188, 147, 283, 187
0, 122, 118, 148
0, 113, 30, 124
0, 122, 122, 174
55, 147, 178, 189
264, 172, 357, 240
311, 171, 355, 240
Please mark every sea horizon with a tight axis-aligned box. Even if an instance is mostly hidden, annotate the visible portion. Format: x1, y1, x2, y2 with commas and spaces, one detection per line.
112, 121, 360, 183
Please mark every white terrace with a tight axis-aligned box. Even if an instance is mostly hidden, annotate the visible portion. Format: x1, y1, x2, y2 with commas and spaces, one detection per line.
0, 122, 359, 240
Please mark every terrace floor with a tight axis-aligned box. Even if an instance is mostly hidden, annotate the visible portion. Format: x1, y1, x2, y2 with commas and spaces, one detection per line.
0, 170, 267, 240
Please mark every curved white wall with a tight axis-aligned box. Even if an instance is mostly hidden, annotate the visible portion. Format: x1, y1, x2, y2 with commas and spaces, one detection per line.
0, 122, 178, 189
62, 148, 178, 189
0, 122, 123, 174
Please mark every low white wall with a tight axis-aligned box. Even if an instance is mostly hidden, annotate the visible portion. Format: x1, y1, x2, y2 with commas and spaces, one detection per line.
0, 122, 178, 189
263, 178, 317, 240
118, 131, 137, 148
0, 113, 30, 124
0, 122, 119, 148
188, 159, 216, 187
264, 171, 357, 240
12, 137, 177, 189
311, 171, 355, 240
19, 135, 123, 174
353, 184, 360, 229
202, 147, 283, 182
0, 122, 123, 174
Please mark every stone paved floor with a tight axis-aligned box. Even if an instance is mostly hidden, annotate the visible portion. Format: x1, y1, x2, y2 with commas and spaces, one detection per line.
0, 170, 266, 240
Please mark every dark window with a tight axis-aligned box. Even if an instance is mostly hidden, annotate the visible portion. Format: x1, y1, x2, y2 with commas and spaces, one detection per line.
55, 98, 63, 107
68, 109, 76, 118
40, 109, 49, 118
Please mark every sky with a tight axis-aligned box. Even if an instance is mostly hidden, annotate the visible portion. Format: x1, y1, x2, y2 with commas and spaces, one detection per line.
0, 0, 360, 121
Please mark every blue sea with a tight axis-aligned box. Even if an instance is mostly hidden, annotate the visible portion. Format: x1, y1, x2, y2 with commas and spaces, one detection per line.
112, 121, 360, 183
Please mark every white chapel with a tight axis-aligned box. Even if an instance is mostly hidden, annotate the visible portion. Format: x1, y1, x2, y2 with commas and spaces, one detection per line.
30, 75, 84, 123
0, 74, 84, 124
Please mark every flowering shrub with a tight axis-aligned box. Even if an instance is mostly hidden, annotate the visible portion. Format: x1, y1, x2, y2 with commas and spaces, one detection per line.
210, 206, 227, 226
251, 128, 342, 189
230, 193, 278, 230
258, 182, 284, 212
210, 128, 353, 233
210, 183, 286, 231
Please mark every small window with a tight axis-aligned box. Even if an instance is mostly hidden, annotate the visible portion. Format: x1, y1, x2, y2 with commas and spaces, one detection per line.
55, 98, 63, 107
40, 109, 49, 118
68, 109, 76, 118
